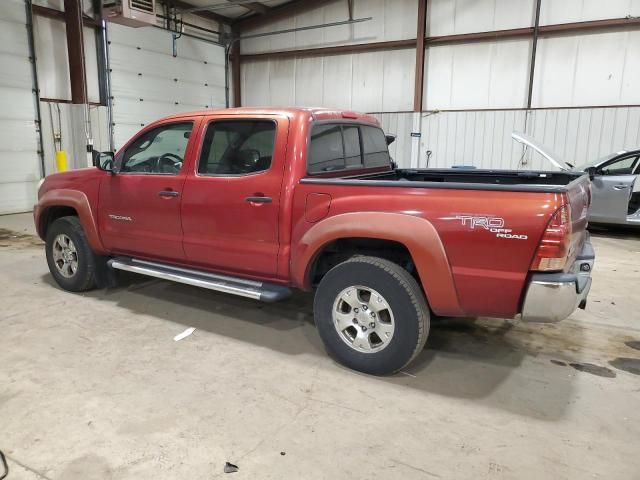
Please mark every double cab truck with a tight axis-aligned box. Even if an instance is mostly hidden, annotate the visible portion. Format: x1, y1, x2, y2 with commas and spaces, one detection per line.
34, 107, 595, 375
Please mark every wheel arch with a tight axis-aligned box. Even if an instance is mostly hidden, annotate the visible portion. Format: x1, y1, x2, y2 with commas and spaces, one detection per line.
36, 189, 107, 254
291, 212, 464, 316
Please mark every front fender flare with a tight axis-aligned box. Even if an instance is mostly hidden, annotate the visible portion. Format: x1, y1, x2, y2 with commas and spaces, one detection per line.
36, 189, 107, 254
291, 212, 464, 316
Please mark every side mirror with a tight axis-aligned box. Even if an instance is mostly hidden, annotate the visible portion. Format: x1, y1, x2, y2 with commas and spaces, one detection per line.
385, 134, 396, 146
586, 166, 597, 181
93, 150, 115, 172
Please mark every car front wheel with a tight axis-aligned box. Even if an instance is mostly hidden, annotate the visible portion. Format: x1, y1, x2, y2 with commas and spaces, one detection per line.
45, 216, 97, 292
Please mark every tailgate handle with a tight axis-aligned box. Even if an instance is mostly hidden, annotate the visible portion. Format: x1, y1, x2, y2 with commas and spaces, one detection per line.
245, 195, 272, 204
613, 184, 631, 190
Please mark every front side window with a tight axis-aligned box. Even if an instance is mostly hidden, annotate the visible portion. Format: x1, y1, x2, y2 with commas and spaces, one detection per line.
600, 155, 640, 176
121, 122, 193, 174
198, 120, 276, 175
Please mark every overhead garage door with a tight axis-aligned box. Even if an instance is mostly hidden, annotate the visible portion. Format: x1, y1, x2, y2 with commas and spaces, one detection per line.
0, 0, 42, 214
108, 23, 226, 149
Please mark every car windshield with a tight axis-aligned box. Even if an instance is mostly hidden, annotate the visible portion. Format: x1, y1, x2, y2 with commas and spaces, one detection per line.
574, 152, 626, 172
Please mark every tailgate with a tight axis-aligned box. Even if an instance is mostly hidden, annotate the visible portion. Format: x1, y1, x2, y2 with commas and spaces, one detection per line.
565, 173, 591, 269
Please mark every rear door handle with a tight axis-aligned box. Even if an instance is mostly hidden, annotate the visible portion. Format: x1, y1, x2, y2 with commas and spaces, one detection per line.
159, 190, 179, 197
245, 196, 272, 204
613, 184, 631, 190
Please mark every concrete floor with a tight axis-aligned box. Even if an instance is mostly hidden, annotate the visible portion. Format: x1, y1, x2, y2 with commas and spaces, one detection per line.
1, 213, 639, 480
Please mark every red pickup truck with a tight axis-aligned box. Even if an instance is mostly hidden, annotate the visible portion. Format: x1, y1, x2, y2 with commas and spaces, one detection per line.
34, 107, 595, 375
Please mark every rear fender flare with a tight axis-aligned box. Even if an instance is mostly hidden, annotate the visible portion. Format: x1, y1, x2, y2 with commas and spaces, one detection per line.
37, 189, 107, 254
291, 212, 464, 316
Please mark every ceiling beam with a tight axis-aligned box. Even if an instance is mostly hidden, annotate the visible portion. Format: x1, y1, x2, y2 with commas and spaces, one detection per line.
163, 0, 231, 25
233, 0, 338, 31
240, 39, 416, 61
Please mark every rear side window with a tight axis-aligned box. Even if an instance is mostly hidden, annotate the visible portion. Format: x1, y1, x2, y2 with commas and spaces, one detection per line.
198, 120, 276, 175
308, 124, 351, 173
308, 123, 390, 174
361, 125, 391, 167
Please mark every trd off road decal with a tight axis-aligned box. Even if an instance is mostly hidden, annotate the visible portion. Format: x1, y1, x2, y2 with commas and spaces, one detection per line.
455, 215, 528, 240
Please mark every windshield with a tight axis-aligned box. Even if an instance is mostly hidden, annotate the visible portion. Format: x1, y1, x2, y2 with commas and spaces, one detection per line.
574, 152, 626, 172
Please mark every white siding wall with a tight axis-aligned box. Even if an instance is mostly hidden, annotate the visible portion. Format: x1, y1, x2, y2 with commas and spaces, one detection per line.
539, 0, 640, 25
427, 0, 535, 35
242, 49, 416, 112
376, 107, 640, 170
532, 30, 640, 108
0, 0, 41, 214
240, 0, 418, 112
424, 39, 532, 110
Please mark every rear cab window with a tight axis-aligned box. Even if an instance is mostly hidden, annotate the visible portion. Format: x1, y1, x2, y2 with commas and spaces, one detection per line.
307, 122, 391, 174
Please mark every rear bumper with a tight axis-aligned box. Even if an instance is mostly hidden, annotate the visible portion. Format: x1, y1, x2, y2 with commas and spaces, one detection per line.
521, 236, 595, 323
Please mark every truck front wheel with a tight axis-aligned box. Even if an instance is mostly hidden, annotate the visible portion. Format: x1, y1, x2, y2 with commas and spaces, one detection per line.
45, 216, 97, 292
314, 256, 430, 375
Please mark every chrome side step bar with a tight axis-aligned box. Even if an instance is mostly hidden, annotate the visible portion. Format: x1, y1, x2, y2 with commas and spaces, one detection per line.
108, 257, 292, 302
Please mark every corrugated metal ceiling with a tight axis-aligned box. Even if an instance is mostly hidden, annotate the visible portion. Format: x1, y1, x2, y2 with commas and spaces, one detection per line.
177, 0, 295, 20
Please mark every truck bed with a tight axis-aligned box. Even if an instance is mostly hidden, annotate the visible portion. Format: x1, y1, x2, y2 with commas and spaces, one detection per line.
302, 168, 587, 193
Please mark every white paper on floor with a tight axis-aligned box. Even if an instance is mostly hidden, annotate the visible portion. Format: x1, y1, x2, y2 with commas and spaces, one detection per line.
173, 327, 196, 342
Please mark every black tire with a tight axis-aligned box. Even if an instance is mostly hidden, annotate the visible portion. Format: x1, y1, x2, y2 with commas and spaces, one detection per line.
314, 256, 430, 375
45, 216, 97, 292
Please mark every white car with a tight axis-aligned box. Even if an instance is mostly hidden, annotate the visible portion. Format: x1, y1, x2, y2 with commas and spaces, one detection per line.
576, 150, 640, 226
513, 132, 639, 226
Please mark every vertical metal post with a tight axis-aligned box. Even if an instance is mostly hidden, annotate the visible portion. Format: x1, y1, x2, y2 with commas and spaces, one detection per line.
25, 0, 46, 178
93, 1, 108, 107
64, 0, 88, 104
413, 0, 427, 112
101, 19, 115, 152
527, 0, 542, 109
231, 28, 241, 107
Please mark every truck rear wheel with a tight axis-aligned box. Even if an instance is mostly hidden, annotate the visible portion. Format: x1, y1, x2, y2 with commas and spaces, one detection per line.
314, 256, 429, 375
45, 216, 97, 292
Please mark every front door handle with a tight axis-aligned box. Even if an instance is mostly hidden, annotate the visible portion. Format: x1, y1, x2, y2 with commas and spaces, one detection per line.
159, 190, 180, 197
613, 184, 631, 190
245, 196, 272, 204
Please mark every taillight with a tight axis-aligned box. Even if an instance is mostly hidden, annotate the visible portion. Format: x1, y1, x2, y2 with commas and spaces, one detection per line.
531, 204, 572, 272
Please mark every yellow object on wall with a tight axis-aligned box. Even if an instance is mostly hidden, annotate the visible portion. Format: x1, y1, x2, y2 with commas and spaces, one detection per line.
55, 150, 68, 172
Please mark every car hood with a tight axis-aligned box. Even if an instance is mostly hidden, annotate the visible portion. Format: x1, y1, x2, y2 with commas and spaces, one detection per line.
511, 131, 572, 171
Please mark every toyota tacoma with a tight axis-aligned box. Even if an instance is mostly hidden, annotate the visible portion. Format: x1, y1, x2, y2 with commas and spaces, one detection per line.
34, 107, 595, 375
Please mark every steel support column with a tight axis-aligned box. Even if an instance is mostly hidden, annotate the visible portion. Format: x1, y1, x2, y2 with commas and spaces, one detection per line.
231, 32, 242, 107
413, 0, 427, 112
63, 0, 88, 104
526, 0, 542, 109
